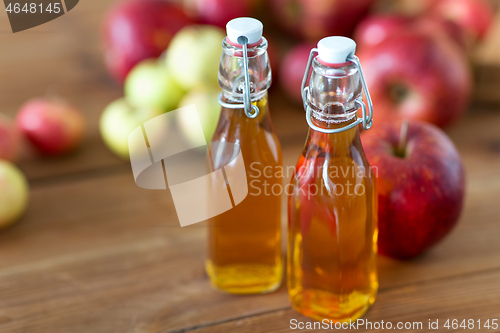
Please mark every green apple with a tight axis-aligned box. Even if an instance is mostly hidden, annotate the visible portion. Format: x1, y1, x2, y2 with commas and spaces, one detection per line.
166, 25, 225, 90
0, 161, 29, 230
124, 59, 184, 111
177, 88, 221, 145
99, 98, 165, 159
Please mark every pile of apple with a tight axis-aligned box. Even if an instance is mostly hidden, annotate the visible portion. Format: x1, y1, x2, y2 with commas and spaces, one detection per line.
100, 0, 237, 158
358, 0, 493, 259
98, 0, 494, 259
274, 0, 491, 259
0, 97, 86, 230
99, 0, 372, 155
280, 0, 494, 127
277, 0, 494, 259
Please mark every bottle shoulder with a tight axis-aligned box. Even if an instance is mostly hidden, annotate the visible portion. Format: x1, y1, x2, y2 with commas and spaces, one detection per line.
291, 133, 374, 188
211, 103, 282, 167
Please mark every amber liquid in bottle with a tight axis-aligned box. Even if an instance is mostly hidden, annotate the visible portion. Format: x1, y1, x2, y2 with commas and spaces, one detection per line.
288, 60, 377, 321
206, 35, 283, 294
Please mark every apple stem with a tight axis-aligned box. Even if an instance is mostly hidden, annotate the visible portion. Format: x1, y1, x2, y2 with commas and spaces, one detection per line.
398, 119, 409, 158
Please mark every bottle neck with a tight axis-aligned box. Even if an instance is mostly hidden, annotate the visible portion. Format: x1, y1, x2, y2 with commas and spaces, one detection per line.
305, 58, 362, 154
218, 37, 272, 104
215, 93, 276, 141
308, 58, 361, 125
220, 93, 270, 122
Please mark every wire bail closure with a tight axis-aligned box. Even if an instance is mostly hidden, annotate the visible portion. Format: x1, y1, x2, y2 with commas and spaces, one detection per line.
301, 48, 374, 134
218, 36, 259, 119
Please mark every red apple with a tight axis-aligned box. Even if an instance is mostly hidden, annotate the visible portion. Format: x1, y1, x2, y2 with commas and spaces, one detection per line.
102, 0, 191, 83
355, 15, 412, 51
265, 35, 280, 84
414, 16, 468, 53
361, 120, 465, 259
279, 43, 314, 104
17, 98, 86, 156
270, 0, 376, 41
355, 14, 466, 53
377, 0, 433, 16
429, 0, 494, 42
0, 114, 22, 162
358, 30, 472, 128
184, 0, 252, 28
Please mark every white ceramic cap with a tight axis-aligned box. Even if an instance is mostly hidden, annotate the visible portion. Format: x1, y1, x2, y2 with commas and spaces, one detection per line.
317, 36, 356, 64
226, 17, 263, 44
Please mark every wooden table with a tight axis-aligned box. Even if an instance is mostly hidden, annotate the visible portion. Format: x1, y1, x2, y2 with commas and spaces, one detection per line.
1, 1, 500, 332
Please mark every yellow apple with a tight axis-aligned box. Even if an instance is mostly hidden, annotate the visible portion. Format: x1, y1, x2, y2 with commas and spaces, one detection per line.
177, 88, 221, 145
99, 98, 165, 159
0, 161, 29, 230
125, 59, 184, 111
166, 25, 225, 90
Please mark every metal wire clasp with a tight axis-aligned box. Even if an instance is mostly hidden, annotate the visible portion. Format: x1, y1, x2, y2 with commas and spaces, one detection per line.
217, 36, 259, 119
301, 48, 374, 134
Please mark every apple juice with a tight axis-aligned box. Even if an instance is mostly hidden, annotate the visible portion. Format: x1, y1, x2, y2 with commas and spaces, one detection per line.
206, 20, 283, 294
288, 37, 377, 321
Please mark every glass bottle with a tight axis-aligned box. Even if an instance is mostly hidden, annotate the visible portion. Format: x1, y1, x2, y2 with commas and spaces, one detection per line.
287, 37, 378, 321
206, 18, 283, 294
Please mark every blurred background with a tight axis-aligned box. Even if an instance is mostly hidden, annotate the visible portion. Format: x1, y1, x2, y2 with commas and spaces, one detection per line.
1, 0, 500, 331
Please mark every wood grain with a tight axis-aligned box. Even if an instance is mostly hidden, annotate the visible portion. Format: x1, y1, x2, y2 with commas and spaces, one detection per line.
0, 111, 499, 332
193, 268, 500, 333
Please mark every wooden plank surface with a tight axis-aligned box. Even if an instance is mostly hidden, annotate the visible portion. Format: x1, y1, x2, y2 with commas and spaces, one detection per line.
0, 1, 500, 332
0, 110, 499, 332
195, 269, 500, 333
